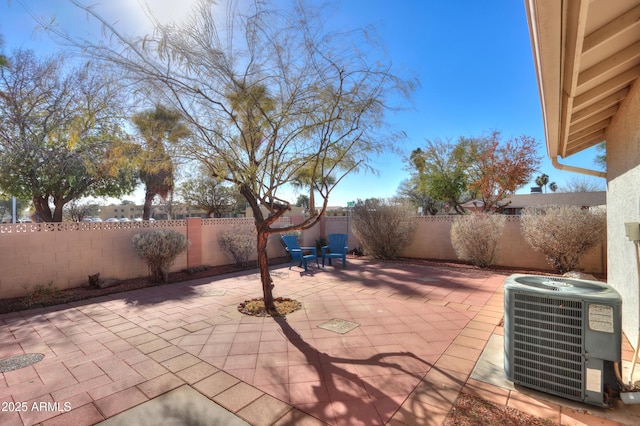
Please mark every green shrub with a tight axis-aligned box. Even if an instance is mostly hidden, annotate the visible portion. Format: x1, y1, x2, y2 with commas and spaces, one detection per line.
450, 213, 506, 268
351, 198, 416, 259
521, 205, 606, 274
218, 223, 257, 267
315, 237, 327, 252
132, 229, 188, 283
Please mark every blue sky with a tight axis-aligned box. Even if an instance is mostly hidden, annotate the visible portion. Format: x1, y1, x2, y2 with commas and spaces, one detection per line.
0, 0, 605, 207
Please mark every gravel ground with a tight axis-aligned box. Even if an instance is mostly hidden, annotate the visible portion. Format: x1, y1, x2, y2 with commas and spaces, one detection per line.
445, 393, 562, 426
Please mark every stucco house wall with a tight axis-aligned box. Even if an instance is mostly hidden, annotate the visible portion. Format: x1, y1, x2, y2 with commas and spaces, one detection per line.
604, 80, 640, 347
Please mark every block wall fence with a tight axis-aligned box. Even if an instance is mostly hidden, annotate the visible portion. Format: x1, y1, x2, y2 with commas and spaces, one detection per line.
0, 215, 605, 299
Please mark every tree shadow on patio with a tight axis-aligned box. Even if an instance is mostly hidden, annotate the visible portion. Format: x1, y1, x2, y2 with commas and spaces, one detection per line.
123, 283, 200, 306
318, 259, 495, 302
272, 315, 463, 425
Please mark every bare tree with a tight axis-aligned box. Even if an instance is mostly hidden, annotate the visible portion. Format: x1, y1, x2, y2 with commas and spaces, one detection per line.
63, 200, 100, 222
178, 168, 236, 218
55, 0, 414, 311
561, 176, 606, 193
396, 178, 439, 215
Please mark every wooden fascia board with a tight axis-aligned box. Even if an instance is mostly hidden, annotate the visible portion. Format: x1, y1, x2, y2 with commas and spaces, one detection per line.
526, 0, 562, 159
559, 0, 590, 158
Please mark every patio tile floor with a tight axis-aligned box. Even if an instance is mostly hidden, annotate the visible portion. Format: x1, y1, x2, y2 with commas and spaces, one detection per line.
1, 259, 638, 425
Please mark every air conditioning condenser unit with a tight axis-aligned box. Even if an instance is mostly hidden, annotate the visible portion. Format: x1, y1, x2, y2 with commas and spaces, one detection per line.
504, 274, 622, 407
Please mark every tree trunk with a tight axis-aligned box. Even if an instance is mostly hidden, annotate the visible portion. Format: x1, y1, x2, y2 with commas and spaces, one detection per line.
256, 227, 275, 313
33, 196, 53, 222
143, 190, 155, 220
52, 203, 64, 222
51, 196, 67, 222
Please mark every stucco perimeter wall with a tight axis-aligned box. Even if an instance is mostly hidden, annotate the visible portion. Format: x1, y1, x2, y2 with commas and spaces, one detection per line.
0, 214, 606, 300
0, 218, 294, 300
400, 216, 605, 274
604, 79, 640, 349
198, 217, 291, 266
323, 217, 358, 251
0, 221, 188, 299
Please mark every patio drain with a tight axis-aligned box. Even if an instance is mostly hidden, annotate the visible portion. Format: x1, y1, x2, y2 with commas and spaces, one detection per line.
201, 289, 227, 297
318, 318, 360, 334
418, 276, 439, 282
0, 353, 44, 373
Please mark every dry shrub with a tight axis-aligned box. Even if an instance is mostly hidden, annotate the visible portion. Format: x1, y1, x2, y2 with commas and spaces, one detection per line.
351, 198, 416, 259
520, 205, 606, 274
132, 229, 188, 283
218, 223, 256, 267
450, 213, 506, 268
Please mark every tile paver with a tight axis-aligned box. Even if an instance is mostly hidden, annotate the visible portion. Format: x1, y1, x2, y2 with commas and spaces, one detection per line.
41, 402, 104, 426
2, 260, 635, 425
93, 386, 148, 418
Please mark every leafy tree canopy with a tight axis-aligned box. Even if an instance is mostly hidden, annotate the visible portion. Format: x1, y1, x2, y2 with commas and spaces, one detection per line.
407, 132, 541, 213
0, 49, 137, 221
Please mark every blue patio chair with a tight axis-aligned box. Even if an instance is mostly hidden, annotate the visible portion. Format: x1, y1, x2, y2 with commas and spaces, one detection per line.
281, 235, 319, 272
321, 233, 348, 268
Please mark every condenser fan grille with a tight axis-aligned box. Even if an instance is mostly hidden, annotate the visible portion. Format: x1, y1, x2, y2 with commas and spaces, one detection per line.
512, 293, 584, 399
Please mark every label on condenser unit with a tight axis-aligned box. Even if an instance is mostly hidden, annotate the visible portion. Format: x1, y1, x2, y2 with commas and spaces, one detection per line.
586, 367, 602, 393
588, 304, 614, 333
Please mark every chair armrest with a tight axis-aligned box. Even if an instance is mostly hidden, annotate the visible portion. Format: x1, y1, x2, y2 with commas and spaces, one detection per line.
301, 246, 317, 255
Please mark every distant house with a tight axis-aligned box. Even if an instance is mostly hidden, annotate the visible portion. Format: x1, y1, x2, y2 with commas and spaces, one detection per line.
458, 191, 605, 214
245, 205, 306, 218
500, 191, 606, 215
99, 203, 217, 221
459, 199, 487, 213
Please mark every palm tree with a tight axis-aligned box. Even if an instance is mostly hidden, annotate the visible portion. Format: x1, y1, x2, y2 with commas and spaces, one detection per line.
549, 182, 558, 192
290, 167, 336, 215
535, 173, 549, 193
131, 105, 191, 220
